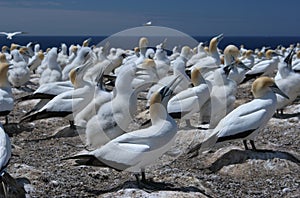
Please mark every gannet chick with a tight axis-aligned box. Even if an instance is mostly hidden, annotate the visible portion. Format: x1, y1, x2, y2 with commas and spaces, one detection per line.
0, 61, 13, 124
188, 77, 289, 156
64, 76, 180, 189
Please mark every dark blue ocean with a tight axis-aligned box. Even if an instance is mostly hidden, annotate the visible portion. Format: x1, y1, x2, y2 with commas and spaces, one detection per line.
1, 35, 300, 52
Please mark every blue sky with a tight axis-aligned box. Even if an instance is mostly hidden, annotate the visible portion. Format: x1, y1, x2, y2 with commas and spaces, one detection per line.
0, 0, 299, 36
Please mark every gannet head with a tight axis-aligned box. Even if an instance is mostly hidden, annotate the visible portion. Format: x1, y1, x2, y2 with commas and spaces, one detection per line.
224, 45, 240, 59
265, 49, 282, 59
181, 46, 191, 59
251, 77, 289, 99
191, 68, 204, 86
2, 46, 8, 52
82, 38, 92, 47
139, 37, 148, 49
245, 50, 253, 58
37, 50, 44, 60
10, 43, 20, 51
209, 33, 223, 53
150, 75, 182, 107
296, 51, 300, 59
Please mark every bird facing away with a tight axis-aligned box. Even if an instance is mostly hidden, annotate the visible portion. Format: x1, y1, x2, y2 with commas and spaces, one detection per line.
188, 76, 289, 157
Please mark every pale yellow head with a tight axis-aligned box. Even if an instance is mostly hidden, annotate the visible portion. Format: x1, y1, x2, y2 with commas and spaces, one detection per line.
224, 45, 240, 59
191, 68, 203, 86
245, 50, 253, 58
265, 50, 275, 59
209, 34, 223, 53
10, 43, 19, 51
19, 47, 29, 55
69, 68, 77, 87
139, 37, 148, 49
251, 77, 275, 98
2, 46, 8, 52
296, 51, 300, 59
142, 58, 156, 68
38, 50, 45, 60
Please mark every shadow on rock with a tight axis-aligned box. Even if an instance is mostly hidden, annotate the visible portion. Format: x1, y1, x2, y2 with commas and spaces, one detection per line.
85, 179, 211, 197
273, 112, 300, 119
3, 123, 34, 137
209, 149, 300, 172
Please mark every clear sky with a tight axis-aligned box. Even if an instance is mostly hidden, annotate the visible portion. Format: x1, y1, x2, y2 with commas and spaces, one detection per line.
0, 0, 300, 36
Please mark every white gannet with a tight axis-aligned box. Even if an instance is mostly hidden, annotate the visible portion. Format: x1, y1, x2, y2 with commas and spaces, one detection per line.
190, 34, 223, 77
0, 60, 13, 124
1, 46, 11, 60
8, 47, 31, 88
154, 47, 171, 79
275, 50, 300, 114
64, 76, 180, 188
67, 45, 78, 65
39, 48, 62, 85
28, 50, 44, 74
0, 31, 25, 40
188, 77, 289, 156
146, 46, 192, 107
241, 50, 282, 83
62, 46, 91, 81
0, 123, 12, 191
167, 68, 211, 128
20, 61, 95, 128
85, 65, 150, 148
57, 43, 69, 69
186, 42, 208, 67
168, 46, 180, 61
208, 64, 237, 129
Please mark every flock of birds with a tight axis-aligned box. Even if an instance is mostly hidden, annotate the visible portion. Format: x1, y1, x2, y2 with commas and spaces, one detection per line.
0, 33, 299, 194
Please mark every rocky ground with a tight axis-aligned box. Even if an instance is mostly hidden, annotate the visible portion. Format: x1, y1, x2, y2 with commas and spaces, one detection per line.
1, 80, 299, 198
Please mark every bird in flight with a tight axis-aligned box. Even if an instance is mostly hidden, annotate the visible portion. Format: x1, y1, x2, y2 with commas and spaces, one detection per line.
0, 31, 26, 40
143, 21, 152, 26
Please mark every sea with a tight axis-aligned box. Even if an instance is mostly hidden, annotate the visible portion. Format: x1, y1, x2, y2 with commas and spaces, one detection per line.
1, 35, 300, 53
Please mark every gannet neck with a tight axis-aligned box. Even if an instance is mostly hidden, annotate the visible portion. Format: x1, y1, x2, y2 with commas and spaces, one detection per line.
224, 45, 240, 65
0, 63, 10, 88
251, 77, 275, 98
0, 53, 7, 63
191, 68, 205, 86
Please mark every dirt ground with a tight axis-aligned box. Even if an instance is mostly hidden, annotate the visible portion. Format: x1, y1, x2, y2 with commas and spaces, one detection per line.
2, 79, 300, 198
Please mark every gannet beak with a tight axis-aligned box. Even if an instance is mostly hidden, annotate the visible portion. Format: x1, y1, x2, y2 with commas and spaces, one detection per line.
121, 53, 127, 58
271, 84, 289, 99
216, 33, 224, 42
236, 61, 251, 70
284, 48, 295, 65
8, 64, 14, 70
223, 64, 232, 76
159, 75, 182, 101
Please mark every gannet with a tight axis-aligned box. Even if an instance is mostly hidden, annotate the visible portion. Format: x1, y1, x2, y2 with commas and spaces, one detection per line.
275, 49, 300, 114
8, 48, 31, 88
146, 46, 192, 107
0, 31, 25, 40
85, 65, 151, 148
190, 34, 223, 77
188, 77, 289, 156
186, 42, 208, 67
39, 47, 62, 85
241, 50, 282, 83
154, 47, 171, 79
64, 76, 180, 188
0, 60, 13, 124
57, 43, 69, 69
62, 47, 92, 81
28, 50, 44, 74
20, 60, 95, 128
1, 46, 11, 60
167, 68, 211, 128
